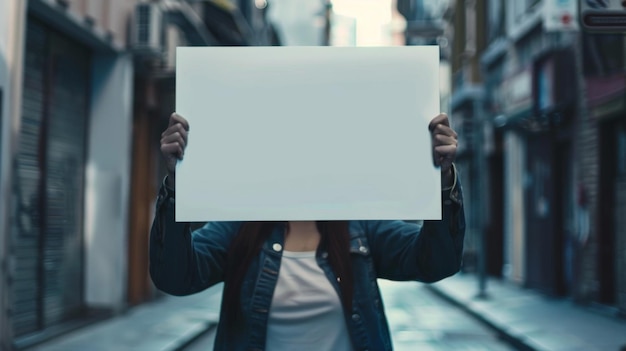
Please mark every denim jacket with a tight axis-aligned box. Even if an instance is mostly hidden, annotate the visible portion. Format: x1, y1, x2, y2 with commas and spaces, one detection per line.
149, 171, 465, 351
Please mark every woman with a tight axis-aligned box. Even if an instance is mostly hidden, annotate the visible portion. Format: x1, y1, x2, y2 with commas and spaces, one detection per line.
150, 112, 465, 351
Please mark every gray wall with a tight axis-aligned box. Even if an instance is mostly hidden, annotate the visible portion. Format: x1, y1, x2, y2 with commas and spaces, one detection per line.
84, 54, 134, 310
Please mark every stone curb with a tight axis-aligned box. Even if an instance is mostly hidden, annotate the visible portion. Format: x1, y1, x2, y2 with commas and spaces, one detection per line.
162, 321, 218, 351
426, 285, 541, 351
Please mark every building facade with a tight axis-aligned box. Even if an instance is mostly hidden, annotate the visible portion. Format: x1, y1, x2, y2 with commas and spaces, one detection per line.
1, 1, 137, 349
0, 0, 280, 349
582, 30, 626, 312
442, 0, 626, 316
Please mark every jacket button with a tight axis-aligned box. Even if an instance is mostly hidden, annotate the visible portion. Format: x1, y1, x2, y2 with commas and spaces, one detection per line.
351, 313, 360, 322
272, 243, 282, 252
359, 246, 368, 254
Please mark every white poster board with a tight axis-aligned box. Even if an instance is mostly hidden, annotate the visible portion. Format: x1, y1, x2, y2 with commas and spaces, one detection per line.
175, 46, 441, 221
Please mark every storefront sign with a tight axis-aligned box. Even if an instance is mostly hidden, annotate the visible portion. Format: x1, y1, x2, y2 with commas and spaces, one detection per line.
544, 0, 579, 32
580, 0, 626, 32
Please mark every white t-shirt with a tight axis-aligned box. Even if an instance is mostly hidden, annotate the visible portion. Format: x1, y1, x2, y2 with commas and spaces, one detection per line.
266, 250, 353, 351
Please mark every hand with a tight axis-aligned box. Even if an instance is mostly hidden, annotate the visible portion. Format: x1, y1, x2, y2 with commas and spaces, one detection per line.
428, 113, 458, 187
160, 113, 190, 186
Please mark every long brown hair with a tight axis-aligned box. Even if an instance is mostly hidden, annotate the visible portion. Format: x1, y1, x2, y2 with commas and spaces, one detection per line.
221, 221, 353, 328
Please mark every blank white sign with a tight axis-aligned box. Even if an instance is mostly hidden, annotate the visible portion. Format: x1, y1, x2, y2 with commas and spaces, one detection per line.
175, 46, 441, 221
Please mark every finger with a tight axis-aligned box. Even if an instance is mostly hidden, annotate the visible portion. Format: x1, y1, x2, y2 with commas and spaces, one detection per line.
432, 124, 458, 138
433, 134, 458, 147
162, 123, 188, 137
428, 113, 449, 132
161, 143, 184, 158
160, 138, 185, 155
434, 144, 457, 158
168, 112, 190, 131
161, 132, 186, 150
161, 123, 188, 142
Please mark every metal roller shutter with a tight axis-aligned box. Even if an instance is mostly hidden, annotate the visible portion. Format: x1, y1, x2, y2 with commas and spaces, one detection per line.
11, 18, 90, 337
11, 19, 47, 336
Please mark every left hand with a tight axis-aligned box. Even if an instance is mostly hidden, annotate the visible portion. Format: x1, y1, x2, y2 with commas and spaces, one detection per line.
428, 113, 458, 186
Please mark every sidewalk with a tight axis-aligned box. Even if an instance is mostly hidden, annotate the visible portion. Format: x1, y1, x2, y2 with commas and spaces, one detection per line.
428, 273, 626, 351
31, 285, 223, 351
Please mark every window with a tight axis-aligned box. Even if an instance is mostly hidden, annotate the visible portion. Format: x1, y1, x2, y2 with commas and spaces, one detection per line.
487, 0, 505, 42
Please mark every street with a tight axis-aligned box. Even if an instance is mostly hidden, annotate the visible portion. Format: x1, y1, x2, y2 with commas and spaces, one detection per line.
3, 0, 626, 349
183, 280, 516, 351
378, 280, 514, 351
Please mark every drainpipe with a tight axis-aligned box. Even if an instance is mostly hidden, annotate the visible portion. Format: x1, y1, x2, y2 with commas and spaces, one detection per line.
474, 91, 488, 299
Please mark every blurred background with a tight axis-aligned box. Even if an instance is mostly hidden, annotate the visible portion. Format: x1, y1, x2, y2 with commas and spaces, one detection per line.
0, 0, 625, 350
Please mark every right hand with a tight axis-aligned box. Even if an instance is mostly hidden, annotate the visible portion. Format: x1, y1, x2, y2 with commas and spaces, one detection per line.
161, 113, 190, 183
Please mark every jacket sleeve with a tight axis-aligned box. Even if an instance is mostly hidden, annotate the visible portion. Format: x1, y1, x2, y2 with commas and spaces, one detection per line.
149, 177, 240, 296
365, 166, 466, 283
